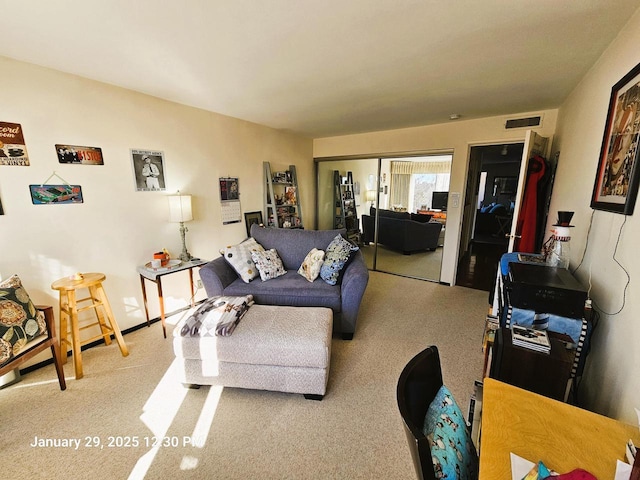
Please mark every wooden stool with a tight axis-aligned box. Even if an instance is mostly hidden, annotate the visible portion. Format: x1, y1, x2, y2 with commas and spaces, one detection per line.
51, 273, 129, 379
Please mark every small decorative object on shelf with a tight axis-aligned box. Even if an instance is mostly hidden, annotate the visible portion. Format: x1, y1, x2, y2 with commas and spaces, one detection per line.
263, 162, 303, 229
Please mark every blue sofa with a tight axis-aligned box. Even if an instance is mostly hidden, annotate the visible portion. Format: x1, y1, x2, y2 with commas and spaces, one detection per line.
199, 225, 369, 340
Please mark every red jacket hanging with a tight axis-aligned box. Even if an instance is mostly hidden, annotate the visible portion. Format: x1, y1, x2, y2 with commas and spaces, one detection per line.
515, 155, 546, 253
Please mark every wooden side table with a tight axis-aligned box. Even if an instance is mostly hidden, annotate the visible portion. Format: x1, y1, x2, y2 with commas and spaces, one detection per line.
51, 272, 129, 379
137, 259, 208, 338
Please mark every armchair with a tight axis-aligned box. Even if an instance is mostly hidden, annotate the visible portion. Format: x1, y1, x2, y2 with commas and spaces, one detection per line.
0, 275, 66, 390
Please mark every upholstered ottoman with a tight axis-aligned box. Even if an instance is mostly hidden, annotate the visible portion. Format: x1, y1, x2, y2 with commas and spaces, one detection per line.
172, 305, 333, 400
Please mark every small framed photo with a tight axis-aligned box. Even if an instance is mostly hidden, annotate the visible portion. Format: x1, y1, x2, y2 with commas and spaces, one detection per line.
131, 149, 166, 191
244, 211, 263, 237
591, 61, 640, 214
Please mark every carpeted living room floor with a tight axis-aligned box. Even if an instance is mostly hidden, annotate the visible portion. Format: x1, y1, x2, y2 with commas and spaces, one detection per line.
0, 271, 488, 480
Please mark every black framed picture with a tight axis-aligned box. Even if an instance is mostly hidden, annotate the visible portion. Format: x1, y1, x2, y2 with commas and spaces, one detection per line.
244, 211, 263, 237
591, 61, 640, 215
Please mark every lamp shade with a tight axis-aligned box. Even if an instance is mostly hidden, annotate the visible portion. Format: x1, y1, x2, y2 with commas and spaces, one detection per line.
168, 193, 193, 223
365, 190, 377, 202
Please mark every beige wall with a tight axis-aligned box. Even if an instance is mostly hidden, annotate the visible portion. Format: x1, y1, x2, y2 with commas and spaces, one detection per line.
0, 56, 312, 351
314, 111, 558, 284
550, 11, 640, 424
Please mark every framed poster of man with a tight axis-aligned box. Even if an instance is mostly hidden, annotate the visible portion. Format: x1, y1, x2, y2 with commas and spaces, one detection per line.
591, 61, 640, 214
131, 149, 166, 191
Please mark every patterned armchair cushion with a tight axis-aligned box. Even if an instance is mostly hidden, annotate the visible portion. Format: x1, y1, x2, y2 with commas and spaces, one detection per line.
423, 384, 478, 479
223, 237, 266, 283
320, 234, 359, 286
251, 249, 287, 281
0, 274, 47, 367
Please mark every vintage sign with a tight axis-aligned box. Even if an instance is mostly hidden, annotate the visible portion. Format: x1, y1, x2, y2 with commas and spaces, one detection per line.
29, 185, 84, 205
55, 144, 104, 165
0, 121, 29, 166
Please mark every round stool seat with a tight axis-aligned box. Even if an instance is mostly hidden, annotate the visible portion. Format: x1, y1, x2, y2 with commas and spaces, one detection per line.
51, 272, 128, 379
51, 273, 106, 292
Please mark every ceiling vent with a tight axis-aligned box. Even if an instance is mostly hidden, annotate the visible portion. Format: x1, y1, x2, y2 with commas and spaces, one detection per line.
505, 115, 542, 129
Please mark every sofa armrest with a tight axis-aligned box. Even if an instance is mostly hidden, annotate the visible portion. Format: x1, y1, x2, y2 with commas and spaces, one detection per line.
199, 257, 238, 297
339, 251, 369, 338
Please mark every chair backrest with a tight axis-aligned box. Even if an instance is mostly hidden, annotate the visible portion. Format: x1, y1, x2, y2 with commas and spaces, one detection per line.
396, 346, 443, 480
398, 346, 479, 480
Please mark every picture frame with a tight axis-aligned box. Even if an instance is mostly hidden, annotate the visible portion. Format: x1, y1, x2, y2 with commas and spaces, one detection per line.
591, 61, 640, 215
244, 211, 263, 237
493, 176, 517, 196
131, 149, 166, 192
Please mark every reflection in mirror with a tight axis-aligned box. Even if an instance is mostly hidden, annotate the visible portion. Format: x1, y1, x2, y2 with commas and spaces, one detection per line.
316, 154, 451, 282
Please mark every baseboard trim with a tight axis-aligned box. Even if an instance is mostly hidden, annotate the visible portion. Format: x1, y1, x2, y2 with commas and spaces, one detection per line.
18, 302, 203, 376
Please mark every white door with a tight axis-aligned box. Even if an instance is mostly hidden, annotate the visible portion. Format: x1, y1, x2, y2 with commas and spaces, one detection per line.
507, 130, 550, 252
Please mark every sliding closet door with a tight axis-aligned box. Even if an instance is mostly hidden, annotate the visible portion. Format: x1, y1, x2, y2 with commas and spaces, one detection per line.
372, 156, 451, 281
316, 158, 377, 270
316, 154, 451, 282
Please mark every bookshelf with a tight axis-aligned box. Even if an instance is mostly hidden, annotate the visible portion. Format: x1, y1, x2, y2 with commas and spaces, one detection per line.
333, 170, 360, 243
263, 162, 303, 229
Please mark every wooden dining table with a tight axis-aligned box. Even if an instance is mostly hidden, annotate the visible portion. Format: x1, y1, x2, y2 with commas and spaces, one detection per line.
479, 378, 640, 479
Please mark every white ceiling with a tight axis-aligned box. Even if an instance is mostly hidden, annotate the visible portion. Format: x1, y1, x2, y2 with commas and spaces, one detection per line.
1, 1, 638, 138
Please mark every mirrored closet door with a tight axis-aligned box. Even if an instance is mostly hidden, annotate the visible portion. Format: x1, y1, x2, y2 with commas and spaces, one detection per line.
316, 154, 451, 282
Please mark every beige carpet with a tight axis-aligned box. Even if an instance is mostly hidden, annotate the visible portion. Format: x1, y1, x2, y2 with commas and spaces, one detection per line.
0, 272, 488, 480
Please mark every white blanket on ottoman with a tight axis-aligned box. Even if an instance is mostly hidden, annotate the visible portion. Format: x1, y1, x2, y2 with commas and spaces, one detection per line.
179, 295, 254, 337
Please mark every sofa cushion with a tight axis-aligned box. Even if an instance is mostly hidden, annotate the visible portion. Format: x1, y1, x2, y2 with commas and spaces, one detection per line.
223, 271, 342, 312
410, 212, 433, 223
250, 224, 346, 270
251, 249, 287, 281
223, 237, 265, 283
320, 234, 359, 286
0, 274, 47, 367
370, 206, 410, 220
298, 248, 325, 282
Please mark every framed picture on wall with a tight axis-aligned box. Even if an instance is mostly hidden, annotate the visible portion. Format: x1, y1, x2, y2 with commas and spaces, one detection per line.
591, 61, 640, 215
131, 149, 166, 191
244, 211, 263, 237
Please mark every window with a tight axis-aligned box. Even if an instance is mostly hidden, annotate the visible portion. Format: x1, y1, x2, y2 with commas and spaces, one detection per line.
411, 173, 450, 211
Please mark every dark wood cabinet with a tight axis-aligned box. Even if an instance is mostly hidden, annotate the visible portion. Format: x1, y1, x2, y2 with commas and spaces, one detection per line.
489, 328, 574, 401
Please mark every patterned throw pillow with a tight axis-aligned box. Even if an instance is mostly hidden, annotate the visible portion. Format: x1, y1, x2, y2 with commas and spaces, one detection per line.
0, 274, 47, 367
423, 385, 478, 479
250, 249, 287, 281
298, 248, 325, 282
223, 237, 265, 283
320, 234, 359, 286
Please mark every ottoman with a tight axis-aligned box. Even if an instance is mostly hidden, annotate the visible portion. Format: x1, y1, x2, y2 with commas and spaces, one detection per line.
173, 304, 333, 400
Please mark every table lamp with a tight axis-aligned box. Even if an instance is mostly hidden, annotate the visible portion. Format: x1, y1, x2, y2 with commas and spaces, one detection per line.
168, 191, 193, 262
365, 190, 376, 207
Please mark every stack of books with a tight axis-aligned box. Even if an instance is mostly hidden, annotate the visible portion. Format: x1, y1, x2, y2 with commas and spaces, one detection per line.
511, 325, 551, 353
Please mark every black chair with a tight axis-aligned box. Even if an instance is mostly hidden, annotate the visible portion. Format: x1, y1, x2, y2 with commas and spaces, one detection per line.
396, 346, 444, 480
397, 346, 478, 480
